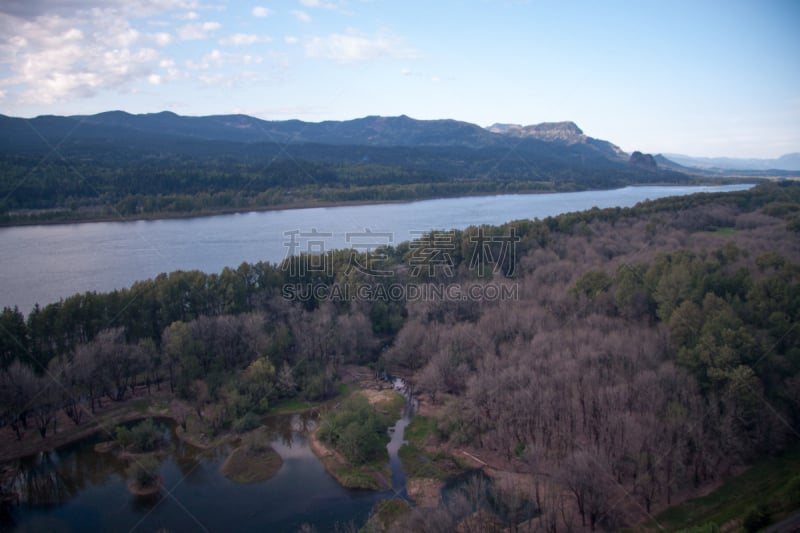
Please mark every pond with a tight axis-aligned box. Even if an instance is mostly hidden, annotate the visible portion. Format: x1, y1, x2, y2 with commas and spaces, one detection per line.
2, 414, 401, 532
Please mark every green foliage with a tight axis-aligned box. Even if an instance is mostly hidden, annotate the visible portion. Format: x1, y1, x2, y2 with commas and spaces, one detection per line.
126, 455, 161, 489
569, 270, 611, 300
115, 419, 165, 453
0, 307, 28, 370
403, 416, 439, 446
231, 412, 262, 434
369, 300, 406, 336
780, 475, 800, 508
317, 395, 391, 465
651, 447, 800, 531
742, 503, 771, 532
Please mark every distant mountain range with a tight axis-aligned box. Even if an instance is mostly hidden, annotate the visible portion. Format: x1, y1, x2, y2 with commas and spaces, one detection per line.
663, 153, 800, 172
0, 110, 762, 222
0, 111, 630, 160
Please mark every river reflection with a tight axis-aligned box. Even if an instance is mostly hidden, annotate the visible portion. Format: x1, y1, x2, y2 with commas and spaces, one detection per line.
2, 413, 390, 532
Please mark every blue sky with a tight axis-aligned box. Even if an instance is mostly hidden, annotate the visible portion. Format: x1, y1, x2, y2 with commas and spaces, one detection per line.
0, 0, 797, 158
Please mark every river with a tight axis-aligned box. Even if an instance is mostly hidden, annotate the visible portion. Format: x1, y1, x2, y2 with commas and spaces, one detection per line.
0, 185, 753, 313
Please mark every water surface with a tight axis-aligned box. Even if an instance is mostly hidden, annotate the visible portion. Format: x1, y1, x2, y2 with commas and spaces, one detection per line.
4, 414, 389, 532
0, 185, 753, 312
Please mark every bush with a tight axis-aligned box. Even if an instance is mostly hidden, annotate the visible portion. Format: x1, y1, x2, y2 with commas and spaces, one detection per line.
781, 474, 800, 509
742, 503, 771, 532
116, 419, 165, 452
127, 456, 161, 489
232, 412, 261, 434
318, 395, 390, 465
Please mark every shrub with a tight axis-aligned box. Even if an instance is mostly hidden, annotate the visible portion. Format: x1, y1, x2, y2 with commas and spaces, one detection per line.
116, 419, 165, 452
318, 395, 389, 465
742, 503, 771, 532
127, 456, 161, 489
232, 412, 261, 434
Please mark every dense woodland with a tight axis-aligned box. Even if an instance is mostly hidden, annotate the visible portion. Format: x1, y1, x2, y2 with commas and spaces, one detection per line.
0, 125, 696, 224
1, 182, 799, 529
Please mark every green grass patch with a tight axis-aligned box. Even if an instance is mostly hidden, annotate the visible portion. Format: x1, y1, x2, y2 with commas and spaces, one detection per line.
647, 447, 800, 531
399, 444, 462, 480
325, 458, 389, 490
706, 226, 737, 236
367, 498, 412, 530
398, 416, 463, 480
270, 397, 315, 415
221, 445, 283, 484
404, 416, 438, 446
374, 391, 406, 417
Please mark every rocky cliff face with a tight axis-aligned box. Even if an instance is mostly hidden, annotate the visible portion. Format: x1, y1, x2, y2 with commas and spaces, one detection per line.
629, 151, 658, 170
488, 121, 584, 142
486, 121, 627, 160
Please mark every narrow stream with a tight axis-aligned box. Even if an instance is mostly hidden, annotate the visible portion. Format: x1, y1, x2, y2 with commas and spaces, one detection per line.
386, 378, 417, 499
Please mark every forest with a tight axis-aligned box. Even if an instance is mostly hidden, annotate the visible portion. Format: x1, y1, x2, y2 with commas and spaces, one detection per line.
0, 125, 698, 224
1, 182, 799, 530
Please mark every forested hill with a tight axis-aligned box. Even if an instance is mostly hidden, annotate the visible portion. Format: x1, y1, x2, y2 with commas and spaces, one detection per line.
0, 111, 619, 150
0, 111, 700, 224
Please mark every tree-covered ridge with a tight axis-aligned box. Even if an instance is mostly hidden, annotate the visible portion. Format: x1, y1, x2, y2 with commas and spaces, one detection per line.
0, 182, 799, 529
0, 112, 702, 224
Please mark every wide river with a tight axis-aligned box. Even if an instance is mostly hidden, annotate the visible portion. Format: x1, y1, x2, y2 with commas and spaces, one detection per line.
0, 185, 752, 313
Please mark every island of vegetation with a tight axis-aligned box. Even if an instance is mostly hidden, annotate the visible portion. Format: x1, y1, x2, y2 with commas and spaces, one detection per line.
1, 182, 799, 531
311, 389, 405, 490
221, 428, 283, 484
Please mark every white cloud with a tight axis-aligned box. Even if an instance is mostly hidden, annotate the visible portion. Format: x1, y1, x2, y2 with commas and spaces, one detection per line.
178, 10, 200, 20
305, 32, 417, 64
148, 73, 162, 84
219, 33, 272, 46
0, 0, 190, 19
0, 9, 163, 104
252, 6, 271, 18
284, 35, 299, 44
291, 10, 312, 23
177, 21, 221, 40
299, 0, 340, 9
151, 32, 173, 46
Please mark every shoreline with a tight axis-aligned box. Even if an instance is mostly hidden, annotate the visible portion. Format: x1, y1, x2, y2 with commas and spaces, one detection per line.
0, 180, 747, 229
0, 378, 347, 464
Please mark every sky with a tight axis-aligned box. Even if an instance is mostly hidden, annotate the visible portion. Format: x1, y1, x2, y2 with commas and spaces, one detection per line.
0, 0, 798, 158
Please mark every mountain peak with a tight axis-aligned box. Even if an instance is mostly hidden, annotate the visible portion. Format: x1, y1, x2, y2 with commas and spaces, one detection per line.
486, 121, 585, 142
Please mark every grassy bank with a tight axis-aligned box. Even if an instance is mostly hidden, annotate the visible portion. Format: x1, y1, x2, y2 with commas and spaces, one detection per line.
399, 415, 463, 481
221, 432, 283, 484
642, 447, 800, 531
